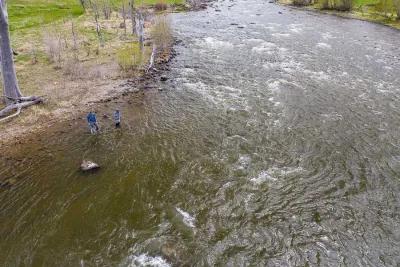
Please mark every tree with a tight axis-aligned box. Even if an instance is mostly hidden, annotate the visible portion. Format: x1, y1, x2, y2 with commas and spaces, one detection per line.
129, 0, 136, 35
0, 0, 21, 104
394, 0, 400, 19
0, 0, 42, 121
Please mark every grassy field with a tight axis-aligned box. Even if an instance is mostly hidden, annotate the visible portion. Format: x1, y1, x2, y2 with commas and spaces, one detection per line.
352, 0, 379, 6
6, 0, 179, 99
8, 0, 184, 31
8, 0, 84, 31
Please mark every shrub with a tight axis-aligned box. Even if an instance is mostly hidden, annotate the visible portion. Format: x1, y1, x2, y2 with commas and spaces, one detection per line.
336, 0, 352, 11
394, 0, 400, 19
155, 2, 168, 11
320, 0, 332, 9
292, 0, 313, 6
116, 42, 144, 71
150, 15, 173, 50
43, 31, 63, 67
63, 58, 85, 79
319, 0, 351, 10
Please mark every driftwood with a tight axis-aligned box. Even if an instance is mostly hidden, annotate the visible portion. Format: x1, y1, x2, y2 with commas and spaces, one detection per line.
146, 44, 157, 73
0, 96, 43, 122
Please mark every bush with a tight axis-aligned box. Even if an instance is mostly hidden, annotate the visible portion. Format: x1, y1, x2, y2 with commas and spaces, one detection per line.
150, 15, 173, 50
293, 0, 313, 6
63, 58, 85, 79
336, 0, 352, 11
43, 31, 64, 67
155, 2, 168, 11
319, 0, 352, 10
394, 0, 400, 19
116, 42, 144, 71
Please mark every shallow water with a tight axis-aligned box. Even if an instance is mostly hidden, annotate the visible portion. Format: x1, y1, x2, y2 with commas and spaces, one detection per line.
1, 0, 400, 266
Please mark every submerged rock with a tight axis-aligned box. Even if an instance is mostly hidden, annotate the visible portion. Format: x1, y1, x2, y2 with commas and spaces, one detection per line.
0, 177, 17, 188
81, 160, 100, 171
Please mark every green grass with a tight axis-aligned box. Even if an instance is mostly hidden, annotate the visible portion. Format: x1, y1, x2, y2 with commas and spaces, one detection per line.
116, 42, 150, 71
8, 0, 84, 31
8, 0, 184, 32
108, 0, 185, 8
352, 0, 380, 6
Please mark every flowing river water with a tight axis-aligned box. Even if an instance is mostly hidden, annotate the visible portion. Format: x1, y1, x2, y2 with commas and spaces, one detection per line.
2, 0, 400, 266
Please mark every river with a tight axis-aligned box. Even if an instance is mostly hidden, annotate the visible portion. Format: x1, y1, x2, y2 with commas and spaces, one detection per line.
1, 0, 400, 266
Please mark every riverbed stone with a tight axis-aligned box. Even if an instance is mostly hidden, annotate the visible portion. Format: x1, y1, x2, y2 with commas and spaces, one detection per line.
81, 160, 100, 171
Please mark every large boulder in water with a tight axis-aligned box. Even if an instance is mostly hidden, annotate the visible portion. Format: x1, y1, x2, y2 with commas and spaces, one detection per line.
80, 160, 100, 171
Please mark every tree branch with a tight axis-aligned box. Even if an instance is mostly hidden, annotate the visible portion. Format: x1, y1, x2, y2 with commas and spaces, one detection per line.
0, 96, 43, 121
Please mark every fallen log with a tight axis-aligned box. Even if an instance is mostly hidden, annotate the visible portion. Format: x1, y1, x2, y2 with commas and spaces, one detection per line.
0, 96, 43, 122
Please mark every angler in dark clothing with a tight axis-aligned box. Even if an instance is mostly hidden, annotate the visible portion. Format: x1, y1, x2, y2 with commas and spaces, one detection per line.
87, 111, 99, 134
113, 110, 121, 128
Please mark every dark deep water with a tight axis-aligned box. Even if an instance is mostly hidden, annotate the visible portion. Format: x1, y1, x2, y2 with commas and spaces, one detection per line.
1, 0, 400, 266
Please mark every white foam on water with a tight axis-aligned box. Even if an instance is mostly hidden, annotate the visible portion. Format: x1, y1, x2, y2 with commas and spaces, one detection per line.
263, 60, 303, 74
176, 207, 196, 228
263, 26, 276, 31
237, 155, 252, 169
266, 78, 301, 93
251, 41, 277, 54
273, 119, 281, 126
247, 38, 265, 43
202, 37, 234, 49
263, 62, 279, 70
289, 28, 302, 34
251, 170, 277, 184
268, 166, 305, 177
288, 24, 304, 34
250, 166, 306, 186
121, 254, 171, 267
303, 70, 330, 80
267, 80, 281, 92
267, 22, 282, 26
316, 42, 332, 49
322, 32, 335, 40
181, 68, 195, 74
272, 33, 291, 38
321, 112, 343, 122
185, 81, 244, 109
279, 47, 288, 53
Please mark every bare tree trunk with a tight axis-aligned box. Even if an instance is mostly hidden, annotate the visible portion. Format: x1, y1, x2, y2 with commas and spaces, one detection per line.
136, 10, 144, 50
146, 44, 156, 72
129, 0, 136, 35
79, 0, 87, 10
394, 0, 400, 20
122, 2, 127, 36
0, 0, 22, 105
0, 0, 43, 121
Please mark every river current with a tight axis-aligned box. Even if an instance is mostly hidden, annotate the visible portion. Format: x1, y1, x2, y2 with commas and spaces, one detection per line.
1, 0, 400, 266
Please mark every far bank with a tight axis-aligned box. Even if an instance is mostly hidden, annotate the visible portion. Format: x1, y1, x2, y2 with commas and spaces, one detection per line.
278, 0, 400, 30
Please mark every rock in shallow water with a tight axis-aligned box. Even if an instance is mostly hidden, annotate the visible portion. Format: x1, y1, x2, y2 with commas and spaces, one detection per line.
81, 160, 100, 171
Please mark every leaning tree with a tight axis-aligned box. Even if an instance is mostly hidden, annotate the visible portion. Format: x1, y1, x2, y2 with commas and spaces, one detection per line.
0, 0, 42, 121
